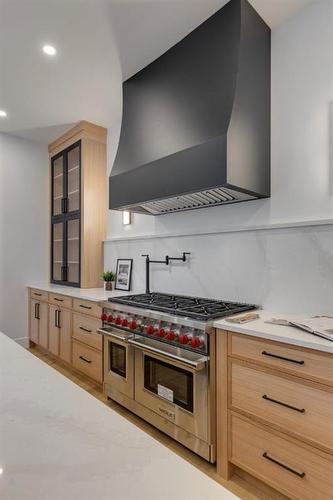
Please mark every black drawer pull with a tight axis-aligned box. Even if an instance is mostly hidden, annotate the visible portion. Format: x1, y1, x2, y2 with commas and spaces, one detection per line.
54, 298, 64, 302
262, 394, 305, 413
262, 350, 304, 365
33, 292, 42, 297
79, 304, 92, 310
79, 326, 92, 333
263, 452, 305, 478
79, 355, 92, 364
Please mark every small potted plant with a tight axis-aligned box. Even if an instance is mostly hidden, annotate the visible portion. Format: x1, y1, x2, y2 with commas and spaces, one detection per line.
101, 270, 116, 291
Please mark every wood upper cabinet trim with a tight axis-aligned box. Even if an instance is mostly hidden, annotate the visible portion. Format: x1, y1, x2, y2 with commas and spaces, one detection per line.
48, 121, 107, 155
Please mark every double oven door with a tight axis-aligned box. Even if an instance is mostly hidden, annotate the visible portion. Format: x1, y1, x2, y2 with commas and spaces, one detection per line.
129, 336, 210, 443
103, 328, 134, 399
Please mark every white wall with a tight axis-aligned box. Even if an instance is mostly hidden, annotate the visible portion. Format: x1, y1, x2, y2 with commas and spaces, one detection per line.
0, 133, 48, 344
105, 0, 333, 315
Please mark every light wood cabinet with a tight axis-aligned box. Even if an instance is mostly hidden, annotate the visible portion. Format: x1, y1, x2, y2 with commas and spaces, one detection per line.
29, 294, 49, 348
230, 414, 333, 500
48, 305, 71, 363
217, 330, 333, 500
29, 288, 102, 385
59, 308, 71, 363
49, 121, 107, 289
49, 305, 60, 355
30, 299, 39, 343
38, 302, 49, 349
72, 313, 102, 351
72, 340, 102, 383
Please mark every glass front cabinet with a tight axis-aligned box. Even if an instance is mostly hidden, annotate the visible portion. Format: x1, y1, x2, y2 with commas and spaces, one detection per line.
51, 141, 81, 286
49, 122, 107, 288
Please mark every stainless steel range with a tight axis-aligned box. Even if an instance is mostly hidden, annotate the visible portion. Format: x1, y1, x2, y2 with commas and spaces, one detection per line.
99, 293, 256, 462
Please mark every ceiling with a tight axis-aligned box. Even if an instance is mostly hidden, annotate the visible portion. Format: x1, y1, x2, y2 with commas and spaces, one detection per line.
0, 0, 315, 143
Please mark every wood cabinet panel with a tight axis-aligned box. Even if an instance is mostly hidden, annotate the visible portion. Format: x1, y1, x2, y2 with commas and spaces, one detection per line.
30, 289, 49, 302
38, 302, 49, 349
49, 293, 72, 309
72, 341, 102, 383
59, 309, 71, 364
72, 298, 101, 318
30, 299, 39, 343
229, 333, 333, 387
48, 305, 60, 356
230, 414, 333, 500
230, 360, 333, 454
72, 313, 102, 351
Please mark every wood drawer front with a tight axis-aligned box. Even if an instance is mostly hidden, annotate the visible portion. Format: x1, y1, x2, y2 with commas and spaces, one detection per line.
72, 314, 102, 351
49, 293, 72, 309
230, 414, 333, 500
72, 341, 102, 383
231, 361, 333, 453
229, 333, 333, 386
30, 289, 48, 302
73, 298, 101, 318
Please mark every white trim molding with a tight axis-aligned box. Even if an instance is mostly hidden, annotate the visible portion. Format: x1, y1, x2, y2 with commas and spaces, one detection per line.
104, 218, 333, 243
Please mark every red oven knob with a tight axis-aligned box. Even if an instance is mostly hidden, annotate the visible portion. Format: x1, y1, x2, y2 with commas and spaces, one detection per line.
166, 331, 175, 341
115, 317, 122, 325
121, 318, 128, 327
179, 334, 189, 345
107, 315, 114, 323
191, 337, 202, 349
129, 320, 137, 330
101, 313, 108, 321
157, 328, 165, 338
146, 325, 155, 335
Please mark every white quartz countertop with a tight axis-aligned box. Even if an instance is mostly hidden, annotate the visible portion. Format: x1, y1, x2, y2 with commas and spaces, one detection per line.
28, 283, 130, 302
0, 333, 236, 500
214, 310, 333, 354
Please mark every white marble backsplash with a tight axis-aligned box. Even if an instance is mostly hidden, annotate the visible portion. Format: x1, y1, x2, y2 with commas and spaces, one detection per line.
104, 223, 333, 316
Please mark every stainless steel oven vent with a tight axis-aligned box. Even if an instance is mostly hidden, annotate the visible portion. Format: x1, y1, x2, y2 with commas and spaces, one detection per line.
134, 187, 254, 215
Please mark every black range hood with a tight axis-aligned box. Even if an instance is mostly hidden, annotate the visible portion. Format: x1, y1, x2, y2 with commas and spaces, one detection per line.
109, 0, 270, 215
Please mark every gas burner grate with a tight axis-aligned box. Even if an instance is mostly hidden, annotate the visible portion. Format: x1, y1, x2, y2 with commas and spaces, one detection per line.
109, 293, 256, 321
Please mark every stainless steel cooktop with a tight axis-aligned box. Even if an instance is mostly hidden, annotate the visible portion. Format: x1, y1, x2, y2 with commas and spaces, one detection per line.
108, 293, 256, 321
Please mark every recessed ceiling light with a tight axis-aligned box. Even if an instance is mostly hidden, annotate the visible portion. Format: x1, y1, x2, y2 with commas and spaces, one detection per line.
42, 44, 56, 56
0, 110, 7, 118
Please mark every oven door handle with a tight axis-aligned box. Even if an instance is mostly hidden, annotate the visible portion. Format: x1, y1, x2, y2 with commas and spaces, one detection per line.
98, 328, 133, 342
128, 339, 208, 370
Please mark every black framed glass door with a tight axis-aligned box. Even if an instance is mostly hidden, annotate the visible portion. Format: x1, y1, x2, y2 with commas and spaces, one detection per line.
51, 141, 81, 287
52, 221, 64, 281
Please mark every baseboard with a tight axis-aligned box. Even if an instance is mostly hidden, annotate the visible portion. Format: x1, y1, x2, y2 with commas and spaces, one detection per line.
15, 336, 29, 348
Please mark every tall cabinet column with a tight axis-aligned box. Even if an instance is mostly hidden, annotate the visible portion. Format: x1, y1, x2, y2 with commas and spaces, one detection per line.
49, 121, 107, 288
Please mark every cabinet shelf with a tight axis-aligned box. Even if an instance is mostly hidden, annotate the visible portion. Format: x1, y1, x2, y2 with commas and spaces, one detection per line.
68, 165, 79, 174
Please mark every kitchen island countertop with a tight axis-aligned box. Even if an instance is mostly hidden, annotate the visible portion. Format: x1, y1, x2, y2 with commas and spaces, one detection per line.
0, 332, 236, 500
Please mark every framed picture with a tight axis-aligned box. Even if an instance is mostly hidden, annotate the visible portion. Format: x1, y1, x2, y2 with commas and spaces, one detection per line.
115, 259, 133, 291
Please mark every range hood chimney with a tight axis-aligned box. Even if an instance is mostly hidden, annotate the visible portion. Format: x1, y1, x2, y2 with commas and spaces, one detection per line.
109, 0, 270, 215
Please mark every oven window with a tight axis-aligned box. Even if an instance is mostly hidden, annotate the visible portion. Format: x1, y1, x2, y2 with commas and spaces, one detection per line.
110, 342, 126, 378
144, 355, 193, 413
